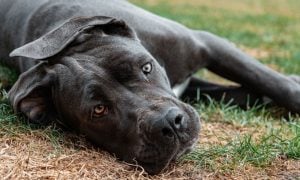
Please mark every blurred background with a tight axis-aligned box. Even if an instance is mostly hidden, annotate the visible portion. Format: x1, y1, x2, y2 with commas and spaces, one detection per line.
131, 0, 300, 76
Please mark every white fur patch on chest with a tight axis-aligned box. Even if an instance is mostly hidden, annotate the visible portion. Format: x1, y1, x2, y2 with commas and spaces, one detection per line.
172, 78, 191, 98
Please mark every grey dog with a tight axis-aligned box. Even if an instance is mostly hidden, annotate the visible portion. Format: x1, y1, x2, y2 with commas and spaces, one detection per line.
0, 0, 299, 174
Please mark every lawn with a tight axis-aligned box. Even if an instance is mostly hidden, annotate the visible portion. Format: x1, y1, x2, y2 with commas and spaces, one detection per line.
1, 0, 300, 179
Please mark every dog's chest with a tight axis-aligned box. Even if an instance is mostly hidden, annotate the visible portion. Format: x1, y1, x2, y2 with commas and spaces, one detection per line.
172, 78, 191, 98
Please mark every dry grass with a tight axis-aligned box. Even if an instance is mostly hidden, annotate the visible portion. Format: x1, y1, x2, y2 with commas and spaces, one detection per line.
0, 120, 299, 179
217, 159, 300, 179
0, 127, 207, 179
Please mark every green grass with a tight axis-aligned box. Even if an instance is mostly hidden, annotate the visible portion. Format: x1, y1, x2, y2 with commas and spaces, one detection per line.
0, 64, 17, 89
184, 130, 300, 171
0, 93, 65, 153
0, 0, 300, 177
182, 100, 300, 172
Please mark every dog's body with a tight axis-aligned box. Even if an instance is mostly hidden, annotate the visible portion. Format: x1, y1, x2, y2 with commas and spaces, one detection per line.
1, 0, 300, 174
0, 0, 204, 84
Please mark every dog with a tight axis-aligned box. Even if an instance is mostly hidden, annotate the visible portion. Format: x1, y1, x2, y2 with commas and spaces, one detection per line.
0, 0, 299, 175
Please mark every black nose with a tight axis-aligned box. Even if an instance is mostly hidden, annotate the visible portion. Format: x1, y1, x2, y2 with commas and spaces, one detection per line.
161, 108, 184, 138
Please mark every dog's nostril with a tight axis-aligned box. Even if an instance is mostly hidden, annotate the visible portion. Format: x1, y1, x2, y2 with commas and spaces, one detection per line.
162, 127, 174, 138
175, 114, 183, 125
165, 108, 184, 130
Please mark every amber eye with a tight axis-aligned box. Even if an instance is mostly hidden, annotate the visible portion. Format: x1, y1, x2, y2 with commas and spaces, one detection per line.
142, 62, 152, 75
93, 105, 108, 117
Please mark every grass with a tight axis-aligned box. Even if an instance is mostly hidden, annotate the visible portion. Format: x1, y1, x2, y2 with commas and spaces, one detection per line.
0, 96, 63, 152
184, 100, 300, 172
0, 65, 17, 89
1, 0, 300, 179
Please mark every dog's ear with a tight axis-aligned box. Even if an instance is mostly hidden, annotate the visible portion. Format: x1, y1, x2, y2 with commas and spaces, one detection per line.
8, 62, 57, 124
9, 16, 136, 60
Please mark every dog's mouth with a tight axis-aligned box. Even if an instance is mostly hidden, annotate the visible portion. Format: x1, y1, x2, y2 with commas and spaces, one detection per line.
136, 134, 198, 174
137, 159, 170, 175
136, 145, 197, 174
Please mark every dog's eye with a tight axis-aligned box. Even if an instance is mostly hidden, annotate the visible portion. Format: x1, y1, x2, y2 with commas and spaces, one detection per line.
93, 105, 109, 117
142, 62, 152, 75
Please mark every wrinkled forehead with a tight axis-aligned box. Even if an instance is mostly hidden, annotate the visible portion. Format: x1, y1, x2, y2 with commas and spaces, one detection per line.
79, 35, 154, 62
61, 35, 171, 93
73, 36, 168, 77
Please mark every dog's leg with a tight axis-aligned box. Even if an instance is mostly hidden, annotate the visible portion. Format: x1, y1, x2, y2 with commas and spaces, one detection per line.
191, 31, 300, 113
181, 76, 265, 109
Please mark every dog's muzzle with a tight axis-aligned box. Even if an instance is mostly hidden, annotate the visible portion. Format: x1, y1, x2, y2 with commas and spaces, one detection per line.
137, 106, 200, 174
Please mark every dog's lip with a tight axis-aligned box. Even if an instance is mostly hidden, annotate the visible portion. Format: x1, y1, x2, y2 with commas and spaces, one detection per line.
136, 138, 197, 174
137, 159, 169, 175
136, 144, 192, 175
174, 137, 198, 159
135, 142, 177, 174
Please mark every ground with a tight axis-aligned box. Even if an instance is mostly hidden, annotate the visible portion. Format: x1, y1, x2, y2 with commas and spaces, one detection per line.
0, 0, 300, 179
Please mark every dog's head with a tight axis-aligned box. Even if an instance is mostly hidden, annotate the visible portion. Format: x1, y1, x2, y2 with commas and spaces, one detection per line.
9, 16, 200, 174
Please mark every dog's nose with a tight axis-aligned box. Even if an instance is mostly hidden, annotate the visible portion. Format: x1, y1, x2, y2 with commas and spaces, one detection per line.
161, 108, 184, 138
166, 108, 184, 129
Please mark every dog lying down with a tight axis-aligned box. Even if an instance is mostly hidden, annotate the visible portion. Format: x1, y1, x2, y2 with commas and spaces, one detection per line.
0, 0, 300, 174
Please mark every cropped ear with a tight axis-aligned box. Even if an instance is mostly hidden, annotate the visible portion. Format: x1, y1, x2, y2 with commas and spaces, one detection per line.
10, 16, 136, 60
8, 62, 57, 124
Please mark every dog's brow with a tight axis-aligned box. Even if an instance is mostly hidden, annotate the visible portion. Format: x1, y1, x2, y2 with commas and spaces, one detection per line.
84, 84, 106, 100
